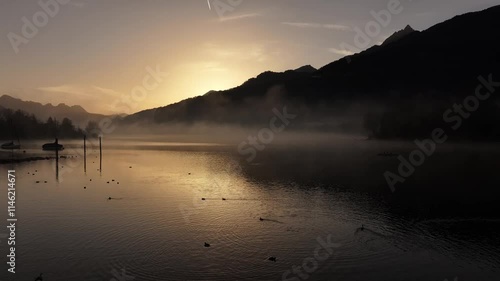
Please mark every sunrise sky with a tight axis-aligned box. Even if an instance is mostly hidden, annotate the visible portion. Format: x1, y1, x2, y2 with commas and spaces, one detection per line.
1, 0, 498, 114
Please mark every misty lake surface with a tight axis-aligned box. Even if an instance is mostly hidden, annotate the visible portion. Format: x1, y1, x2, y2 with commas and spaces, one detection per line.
0, 139, 499, 281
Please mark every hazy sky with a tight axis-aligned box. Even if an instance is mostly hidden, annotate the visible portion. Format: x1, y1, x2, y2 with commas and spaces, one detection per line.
1, 0, 498, 114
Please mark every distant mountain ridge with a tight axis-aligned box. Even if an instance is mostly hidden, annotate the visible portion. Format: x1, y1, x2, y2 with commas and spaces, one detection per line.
294, 65, 317, 73
382, 25, 416, 46
0, 95, 107, 127
123, 5, 500, 135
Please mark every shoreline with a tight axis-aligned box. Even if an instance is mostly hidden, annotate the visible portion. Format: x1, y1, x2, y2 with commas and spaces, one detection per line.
0, 156, 58, 165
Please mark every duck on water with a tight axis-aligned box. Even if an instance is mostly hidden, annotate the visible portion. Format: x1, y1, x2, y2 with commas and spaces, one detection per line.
42, 138, 64, 151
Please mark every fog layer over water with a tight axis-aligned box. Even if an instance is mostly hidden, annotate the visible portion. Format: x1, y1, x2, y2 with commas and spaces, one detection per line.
0, 138, 499, 281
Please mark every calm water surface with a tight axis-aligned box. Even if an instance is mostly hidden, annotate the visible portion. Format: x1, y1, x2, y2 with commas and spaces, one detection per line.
0, 140, 499, 281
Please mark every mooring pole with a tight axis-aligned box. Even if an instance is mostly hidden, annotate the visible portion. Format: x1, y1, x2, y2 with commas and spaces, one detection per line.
84, 135, 87, 173
99, 136, 102, 174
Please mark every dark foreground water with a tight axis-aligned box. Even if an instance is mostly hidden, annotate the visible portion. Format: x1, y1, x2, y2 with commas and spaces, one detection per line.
0, 139, 499, 281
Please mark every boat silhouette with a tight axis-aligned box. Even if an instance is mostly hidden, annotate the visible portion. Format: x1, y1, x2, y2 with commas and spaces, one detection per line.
42, 138, 64, 151
1, 141, 21, 150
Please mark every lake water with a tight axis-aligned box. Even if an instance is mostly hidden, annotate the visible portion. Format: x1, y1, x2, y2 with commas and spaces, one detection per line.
0, 139, 499, 281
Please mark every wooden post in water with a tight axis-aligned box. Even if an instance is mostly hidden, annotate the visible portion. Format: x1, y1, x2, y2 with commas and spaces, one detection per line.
99, 136, 102, 174
84, 135, 87, 173
56, 144, 59, 182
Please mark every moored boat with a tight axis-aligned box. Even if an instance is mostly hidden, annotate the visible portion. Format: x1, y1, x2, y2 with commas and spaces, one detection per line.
42, 138, 64, 151
1, 141, 21, 150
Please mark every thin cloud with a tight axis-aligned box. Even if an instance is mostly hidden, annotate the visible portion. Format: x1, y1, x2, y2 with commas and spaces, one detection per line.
92, 86, 123, 97
38, 85, 94, 98
282, 22, 351, 31
218, 13, 262, 22
328, 48, 355, 56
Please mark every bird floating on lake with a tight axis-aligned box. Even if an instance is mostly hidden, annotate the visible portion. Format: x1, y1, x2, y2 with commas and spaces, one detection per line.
204, 242, 211, 247
268, 257, 277, 262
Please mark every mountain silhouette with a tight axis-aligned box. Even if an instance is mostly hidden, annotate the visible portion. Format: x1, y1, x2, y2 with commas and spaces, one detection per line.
122, 5, 500, 139
382, 25, 416, 46
0, 95, 107, 127
294, 65, 317, 73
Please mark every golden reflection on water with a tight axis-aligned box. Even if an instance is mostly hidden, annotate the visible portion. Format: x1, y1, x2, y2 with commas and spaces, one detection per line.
0, 140, 499, 280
